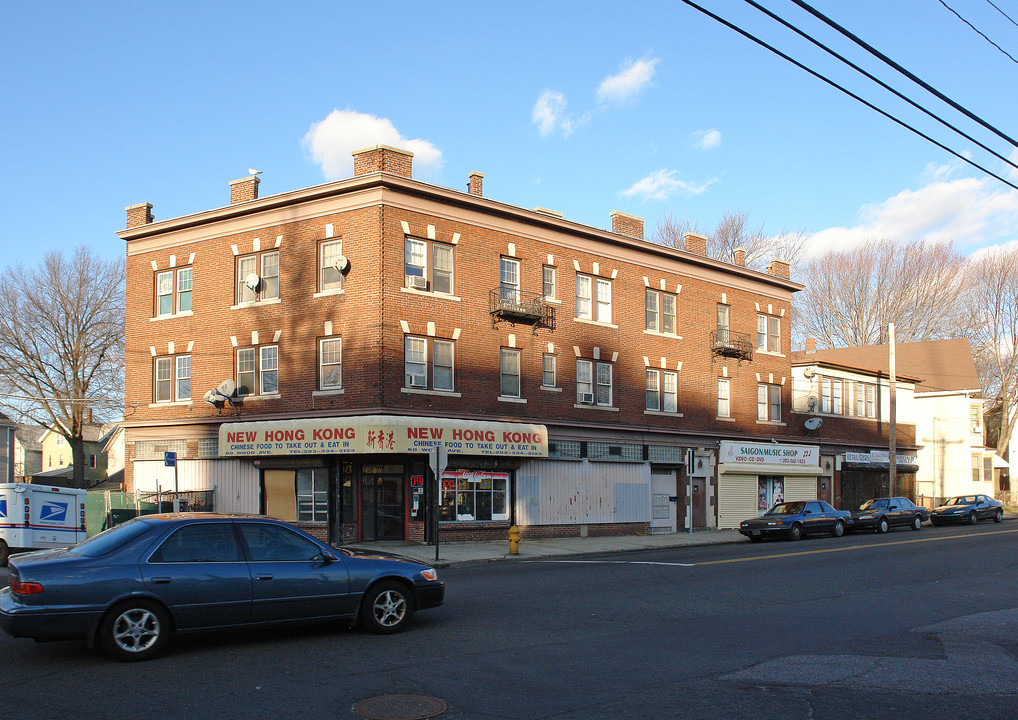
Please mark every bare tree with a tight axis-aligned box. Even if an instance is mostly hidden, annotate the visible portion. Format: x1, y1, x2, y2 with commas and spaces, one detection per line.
963, 247, 1018, 457
794, 238, 967, 349
0, 247, 125, 488
651, 210, 808, 272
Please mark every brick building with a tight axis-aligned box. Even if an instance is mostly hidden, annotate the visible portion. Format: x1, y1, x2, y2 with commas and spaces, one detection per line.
120, 145, 832, 542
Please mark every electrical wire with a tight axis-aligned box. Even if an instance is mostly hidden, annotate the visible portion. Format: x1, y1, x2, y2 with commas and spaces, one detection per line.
987, 0, 1018, 30
742, 0, 1018, 171
787, 0, 1018, 150
939, 0, 1018, 64
676, 0, 1018, 193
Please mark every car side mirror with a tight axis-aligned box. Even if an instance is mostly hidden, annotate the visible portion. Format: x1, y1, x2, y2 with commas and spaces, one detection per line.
314, 551, 337, 563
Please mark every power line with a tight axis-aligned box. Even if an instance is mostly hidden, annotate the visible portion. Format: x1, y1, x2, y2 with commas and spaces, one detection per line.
788, 0, 1018, 150
939, 0, 1018, 64
675, 0, 1018, 193
987, 0, 1018, 30
742, 0, 1018, 172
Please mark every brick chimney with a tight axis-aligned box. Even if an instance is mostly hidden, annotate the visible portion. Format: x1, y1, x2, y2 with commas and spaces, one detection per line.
125, 202, 153, 228
805, 337, 817, 354
230, 176, 260, 204
767, 258, 790, 279
352, 145, 413, 178
468, 172, 484, 196
610, 211, 644, 240
733, 247, 746, 266
684, 232, 707, 256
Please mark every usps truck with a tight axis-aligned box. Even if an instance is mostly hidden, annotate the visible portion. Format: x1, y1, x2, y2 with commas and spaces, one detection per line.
0, 484, 87, 566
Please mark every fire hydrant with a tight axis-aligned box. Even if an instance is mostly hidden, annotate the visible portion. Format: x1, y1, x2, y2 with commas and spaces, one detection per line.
508, 525, 521, 555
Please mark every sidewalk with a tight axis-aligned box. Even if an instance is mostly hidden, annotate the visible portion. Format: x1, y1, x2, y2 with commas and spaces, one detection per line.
353, 528, 744, 568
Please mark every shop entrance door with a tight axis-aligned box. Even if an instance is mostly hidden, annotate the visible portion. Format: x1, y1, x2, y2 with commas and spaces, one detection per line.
691, 477, 707, 528
360, 464, 405, 541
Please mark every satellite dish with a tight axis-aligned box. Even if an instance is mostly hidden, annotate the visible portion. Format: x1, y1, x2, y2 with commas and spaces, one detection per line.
245, 273, 261, 291
216, 379, 236, 397
202, 389, 218, 406
803, 367, 816, 379
807, 395, 818, 411
334, 255, 350, 274
804, 417, 823, 431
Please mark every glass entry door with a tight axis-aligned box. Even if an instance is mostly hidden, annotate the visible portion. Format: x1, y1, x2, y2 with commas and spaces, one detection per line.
360, 464, 405, 540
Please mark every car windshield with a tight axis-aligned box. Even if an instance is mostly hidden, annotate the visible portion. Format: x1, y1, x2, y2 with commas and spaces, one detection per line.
66, 518, 154, 557
765, 502, 804, 515
859, 499, 888, 510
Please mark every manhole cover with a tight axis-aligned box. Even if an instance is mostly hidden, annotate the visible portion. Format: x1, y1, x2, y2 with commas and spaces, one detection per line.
353, 694, 448, 720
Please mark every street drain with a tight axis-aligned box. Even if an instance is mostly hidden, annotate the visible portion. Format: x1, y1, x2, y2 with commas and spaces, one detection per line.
352, 694, 448, 720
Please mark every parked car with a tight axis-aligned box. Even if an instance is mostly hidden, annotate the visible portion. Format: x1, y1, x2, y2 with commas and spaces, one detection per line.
739, 500, 852, 541
0, 514, 444, 661
930, 495, 1003, 526
850, 497, 929, 533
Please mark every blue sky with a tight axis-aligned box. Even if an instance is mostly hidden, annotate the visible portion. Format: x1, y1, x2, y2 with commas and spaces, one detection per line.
2, 0, 1017, 268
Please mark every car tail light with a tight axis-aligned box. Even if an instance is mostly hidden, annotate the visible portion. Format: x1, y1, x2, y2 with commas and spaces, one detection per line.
9, 577, 44, 596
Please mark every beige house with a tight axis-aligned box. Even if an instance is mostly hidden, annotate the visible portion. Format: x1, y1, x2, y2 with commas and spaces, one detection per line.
36, 425, 112, 487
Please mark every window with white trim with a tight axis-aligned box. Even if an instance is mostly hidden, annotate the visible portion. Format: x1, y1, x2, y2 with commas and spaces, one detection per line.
154, 354, 190, 403
717, 378, 731, 418
758, 383, 781, 421
175, 355, 191, 401
646, 370, 678, 413
577, 275, 611, 322
542, 353, 556, 387
236, 346, 278, 397
971, 453, 982, 484
440, 470, 509, 522
319, 337, 342, 390
319, 239, 344, 292
645, 290, 676, 334
433, 243, 453, 294
404, 237, 455, 294
260, 346, 278, 395
717, 304, 730, 342
296, 468, 328, 522
820, 376, 843, 414
542, 265, 556, 299
404, 336, 427, 388
403, 336, 455, 391
155, 267, 192, 317
757, 313, 780, 353
577, 359, 613, 406
971, 404, 982, 433
500, 257, 520, 302
434, 339, 454, 391
237, 251, 279, 303
500, 348, 521, 398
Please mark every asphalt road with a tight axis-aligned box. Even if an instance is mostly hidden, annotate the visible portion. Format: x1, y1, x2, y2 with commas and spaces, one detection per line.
2, 521, 1016, 720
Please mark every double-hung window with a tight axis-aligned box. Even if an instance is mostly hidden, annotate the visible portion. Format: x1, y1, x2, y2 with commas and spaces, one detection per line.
821, 377, 843, 414
319, 338, 342, 390
971, 405, 982, 434
757, 314, 780, 353
577, 276, 611, 323
320, 240, 344, 292
716, 304, 730, 344
500, 258, 520, 302
236, 346, 279, 396
296, 469, 328, 522
645, 290, 676, 334
237, 251, 279, 303
405, 238, 427, 287
542, 265, 556, 299
542, 354, 556, 387
500, 348, 521, 398
433, 244, 453, 294
155, 355, 190, 403
404, 337, 428, 388
260, 346, 278, 395
155, 267, 193, 316
577, 359, 612, 406
717, 378, 731, 418
758, 383, 781, 422
404, 336, 455, 391
646, 370, 678, 413
404, 238, 454, 294
433, 339, 454, 391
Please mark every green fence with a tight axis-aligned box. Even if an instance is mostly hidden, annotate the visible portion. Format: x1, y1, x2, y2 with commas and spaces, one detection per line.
85, 490, 214, 537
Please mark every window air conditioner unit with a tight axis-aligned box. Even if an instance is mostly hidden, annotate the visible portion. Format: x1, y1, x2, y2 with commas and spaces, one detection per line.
579, 392, 594, 404
407, 374, 427, 388
407, 275, 428, 290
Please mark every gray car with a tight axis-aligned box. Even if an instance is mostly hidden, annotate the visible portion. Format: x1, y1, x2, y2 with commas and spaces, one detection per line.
0, 513, 444, 661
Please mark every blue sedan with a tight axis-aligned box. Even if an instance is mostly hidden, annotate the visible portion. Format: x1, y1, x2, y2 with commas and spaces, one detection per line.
0, 514, 444, 661
739, 500, 853, 541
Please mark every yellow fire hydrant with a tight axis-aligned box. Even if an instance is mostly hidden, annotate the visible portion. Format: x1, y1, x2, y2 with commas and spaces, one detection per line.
508, 525, 521, 555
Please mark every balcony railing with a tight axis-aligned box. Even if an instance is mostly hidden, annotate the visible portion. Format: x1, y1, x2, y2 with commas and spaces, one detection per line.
710, 329, 753, 363
489, 288, 555, 331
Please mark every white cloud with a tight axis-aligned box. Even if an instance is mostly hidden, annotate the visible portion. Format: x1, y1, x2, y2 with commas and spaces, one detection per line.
302, 109, 442, 180
692, 129, 722, 151
596, 57, 660, 105
532, 90, 588, 138
620, 169, 717, 201
807, 166, 1018, 258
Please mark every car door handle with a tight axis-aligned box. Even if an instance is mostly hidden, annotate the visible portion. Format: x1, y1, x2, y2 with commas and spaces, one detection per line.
152, 577, 171, 584
256, 574, 273, 581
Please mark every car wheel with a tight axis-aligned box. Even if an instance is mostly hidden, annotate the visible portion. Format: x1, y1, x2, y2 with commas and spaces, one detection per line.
930, 519, 939, 527
994, 509, 1003, 523
969, 511, 978, 525
361, 580, 413, 634
788, 523, 803, 541
831, 520, 845, 538
98, 600, 170, 662
0, 540, 9, 568
877, 517, 889, 534
911, 515, 922, 531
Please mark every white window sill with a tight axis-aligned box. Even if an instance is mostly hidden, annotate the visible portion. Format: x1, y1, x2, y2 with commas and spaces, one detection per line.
756, 350, 786, 358
149, 400, 193, 408
313, 288, 345, 299
231, 298, 281, 310
400, 287, 461, 301
545, 297, 561, 305
151, 311, 193, 322
644, 410, 684, 418
238, 393, 281, 401
574, 403, 619, 412
643, 329, 683, 340
574, 317, 618, 329
540, 385, 562, 392
402, 387, 462, 398
756, 420, 787, 427
498, 396, 527, 403
312, 388, 345, 397
716, 416, 736, 422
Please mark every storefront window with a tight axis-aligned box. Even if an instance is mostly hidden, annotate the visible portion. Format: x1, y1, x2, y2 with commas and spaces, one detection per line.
440, 470, 509, 522
758, 475, 784, 513
297, 468, 328, 522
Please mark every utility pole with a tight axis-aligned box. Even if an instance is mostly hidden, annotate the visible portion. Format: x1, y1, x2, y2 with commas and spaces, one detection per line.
888, 323, 897, 497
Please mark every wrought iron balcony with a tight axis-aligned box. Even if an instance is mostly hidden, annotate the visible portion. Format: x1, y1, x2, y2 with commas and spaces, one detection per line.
489, 288, 555, 332
710, 329, 753, 363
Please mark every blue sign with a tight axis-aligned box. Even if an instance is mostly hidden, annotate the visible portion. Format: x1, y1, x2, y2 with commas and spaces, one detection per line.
164, 451, 177, 467
40, 502, 68, 523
